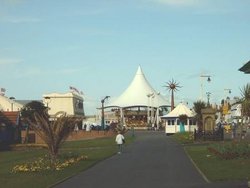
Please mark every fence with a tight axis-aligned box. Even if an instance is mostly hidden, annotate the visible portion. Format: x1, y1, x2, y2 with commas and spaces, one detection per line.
194, 128, 224, 141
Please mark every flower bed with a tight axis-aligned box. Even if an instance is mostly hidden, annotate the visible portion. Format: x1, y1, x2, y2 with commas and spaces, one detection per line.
172, 132, 194, 144
12, 153, 88, 173
207, 141, 250, 160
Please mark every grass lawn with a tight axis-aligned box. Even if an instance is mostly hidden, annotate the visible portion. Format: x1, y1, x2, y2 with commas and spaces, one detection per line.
171, 132, 250, 182
0, 135, 134, 188
185, 145, 250, 182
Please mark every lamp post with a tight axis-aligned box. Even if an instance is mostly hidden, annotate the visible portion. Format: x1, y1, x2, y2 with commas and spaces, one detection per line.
224, 88, 232, 100
200, 75, 211, 101
147, 93, 154, 126
151, 93, 155, 127
101, 96, 110, 130
206, 92, 211, 107
9, 97, 15, 111
156, 92, 160, 130
44, 96, 51, 108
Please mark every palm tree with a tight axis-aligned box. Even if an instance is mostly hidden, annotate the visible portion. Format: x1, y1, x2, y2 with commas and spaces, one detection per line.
193, 100, 206, 131
240, 83, 250, 117
164, 79, 181, 111
23, 110, 80, 165
238, 83, 250, 139
21, 101, 47, 143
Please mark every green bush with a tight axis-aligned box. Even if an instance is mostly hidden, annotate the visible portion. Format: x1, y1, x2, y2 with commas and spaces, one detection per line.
171, 132, 194, 144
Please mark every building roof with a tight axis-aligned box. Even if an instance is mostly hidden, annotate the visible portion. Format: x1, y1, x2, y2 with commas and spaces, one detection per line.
16, 100, 41, 106
0, 111, 20, 126
161, 103, 194, 118
106, 66, 169, 108
43, 92, 83, 100
239, 61, 250, 74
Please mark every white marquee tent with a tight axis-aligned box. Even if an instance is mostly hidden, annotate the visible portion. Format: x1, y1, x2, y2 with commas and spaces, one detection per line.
106, 66, 169, 108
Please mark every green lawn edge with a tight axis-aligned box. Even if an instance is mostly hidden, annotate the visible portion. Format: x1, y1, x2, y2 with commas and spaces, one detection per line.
170, 133, 250, 183
0, 135, 135, 188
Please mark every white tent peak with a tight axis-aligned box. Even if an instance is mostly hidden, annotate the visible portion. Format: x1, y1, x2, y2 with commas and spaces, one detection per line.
136, 65, 143, 75
106, 65, 169, 108
162, 102, 194, 118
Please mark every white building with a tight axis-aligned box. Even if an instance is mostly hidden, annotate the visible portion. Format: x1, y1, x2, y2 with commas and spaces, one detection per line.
161, 103, 197, 134
0, 95, 23, 111
43, 92, 84, 117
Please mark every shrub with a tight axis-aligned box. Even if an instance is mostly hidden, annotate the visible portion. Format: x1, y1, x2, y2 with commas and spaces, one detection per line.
172, 132, 194, 144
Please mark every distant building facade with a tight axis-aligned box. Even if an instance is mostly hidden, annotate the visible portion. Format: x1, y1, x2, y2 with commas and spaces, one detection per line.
0, 95, 23, 112
43, 92, 85, 117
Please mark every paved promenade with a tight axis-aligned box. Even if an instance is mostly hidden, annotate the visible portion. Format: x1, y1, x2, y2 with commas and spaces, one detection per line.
54, 131, 247, 188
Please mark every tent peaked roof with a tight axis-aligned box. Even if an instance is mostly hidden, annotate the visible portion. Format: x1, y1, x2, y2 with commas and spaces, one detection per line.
162, 103, 194, 118
106, 66, 169, 108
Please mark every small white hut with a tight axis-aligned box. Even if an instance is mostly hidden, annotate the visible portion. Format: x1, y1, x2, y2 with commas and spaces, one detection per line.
161, 103, 197, 134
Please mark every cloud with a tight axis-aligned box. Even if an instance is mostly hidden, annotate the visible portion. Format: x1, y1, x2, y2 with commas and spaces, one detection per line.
2, 0, 26, 5
151, 0, 200, 7
73, 9, 105, 16
21, 67, 81, 77
77, 28, 114, 37
193, 8, 235, 16
2, 17, 41, 23
58, 68, 81, 75
0, 58, 22, 65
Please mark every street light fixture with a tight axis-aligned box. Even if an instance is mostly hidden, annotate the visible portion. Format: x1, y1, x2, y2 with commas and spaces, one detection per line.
224, 88, 232, 104
44, 96, 51, 108
224, 88, 232, 96
200, 75, 211, 101
9, 97, 15, 111
101, 96, 110, 130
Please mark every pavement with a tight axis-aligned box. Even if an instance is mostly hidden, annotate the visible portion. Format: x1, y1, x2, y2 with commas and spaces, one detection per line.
53, 131, 248, 188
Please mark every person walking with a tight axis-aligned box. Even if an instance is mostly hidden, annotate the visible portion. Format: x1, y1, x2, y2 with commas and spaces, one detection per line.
115, 131, 125, 154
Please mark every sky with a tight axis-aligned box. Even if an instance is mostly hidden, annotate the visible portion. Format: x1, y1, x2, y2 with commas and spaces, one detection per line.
0, 0, 250, 115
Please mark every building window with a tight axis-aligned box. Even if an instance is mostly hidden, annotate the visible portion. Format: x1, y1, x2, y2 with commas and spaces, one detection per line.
167, 120, 175, 125
172, 120, 175, 125
78, 101, 83, 109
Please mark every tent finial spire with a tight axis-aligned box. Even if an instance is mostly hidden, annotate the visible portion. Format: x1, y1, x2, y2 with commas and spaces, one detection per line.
136, 65, 143, 75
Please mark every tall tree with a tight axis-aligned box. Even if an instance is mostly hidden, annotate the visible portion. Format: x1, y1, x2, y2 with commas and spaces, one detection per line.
240, 83, 250, 117
20, 101, 47, 143
193, 100, 206, 131
238, 83, 250, 139
21, 101, 47, 121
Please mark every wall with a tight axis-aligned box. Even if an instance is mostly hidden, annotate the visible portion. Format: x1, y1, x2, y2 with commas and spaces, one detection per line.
21, 130, 116, 144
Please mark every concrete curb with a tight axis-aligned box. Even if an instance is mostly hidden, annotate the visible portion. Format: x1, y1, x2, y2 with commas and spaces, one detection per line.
184, 147, 211, 183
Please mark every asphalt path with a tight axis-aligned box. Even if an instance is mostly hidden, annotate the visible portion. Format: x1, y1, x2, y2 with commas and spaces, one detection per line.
53, 131, 247, 188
